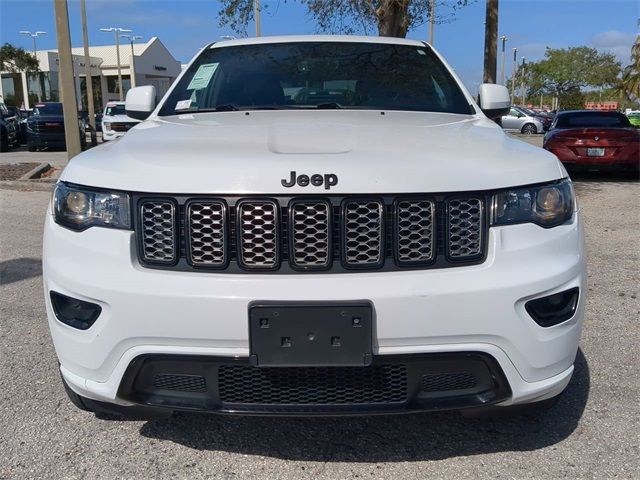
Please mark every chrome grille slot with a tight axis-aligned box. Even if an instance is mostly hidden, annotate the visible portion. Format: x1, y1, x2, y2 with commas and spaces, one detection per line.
447, 198, 483, 260
290, 200, 331, 269
343, 199, 384, 268
395, 198, 435, 264
139, 200, 176, 264
237, 200, 279, 269
186, 201, 227, 267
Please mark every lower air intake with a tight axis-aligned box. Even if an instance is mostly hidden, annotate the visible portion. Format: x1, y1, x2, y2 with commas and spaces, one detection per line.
218, 364, 408, 404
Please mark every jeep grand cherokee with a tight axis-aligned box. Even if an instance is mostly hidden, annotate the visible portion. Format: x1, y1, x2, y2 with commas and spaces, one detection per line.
44, 36, 585, 417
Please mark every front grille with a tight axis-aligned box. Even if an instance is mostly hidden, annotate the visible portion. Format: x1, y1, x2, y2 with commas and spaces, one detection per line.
134, 194, 487, 273
421, 372, 477, 392
447, 198, 484, 260
218, 364, 407, 404
237, 200, 279, 269
110, 122, 136, 132
153, 374, 207, 392
343, 199, 384, 267
139, 200, 177, 264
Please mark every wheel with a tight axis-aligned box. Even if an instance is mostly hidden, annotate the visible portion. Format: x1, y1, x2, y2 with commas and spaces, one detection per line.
0, 130, 8, 152
60, 374, 172, 420
28, 145, 37, 152
521, 123, 537, 135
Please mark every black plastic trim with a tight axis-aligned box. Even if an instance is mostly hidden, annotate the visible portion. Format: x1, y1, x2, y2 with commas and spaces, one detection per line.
445, 195, 486, 263
117, 351, 512, 416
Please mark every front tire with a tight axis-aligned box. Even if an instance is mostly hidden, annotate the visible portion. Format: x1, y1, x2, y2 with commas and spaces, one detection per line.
521, 123, 537, 135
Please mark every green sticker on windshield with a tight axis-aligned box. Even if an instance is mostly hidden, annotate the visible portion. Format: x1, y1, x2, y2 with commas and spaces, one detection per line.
187, 63, 219, 90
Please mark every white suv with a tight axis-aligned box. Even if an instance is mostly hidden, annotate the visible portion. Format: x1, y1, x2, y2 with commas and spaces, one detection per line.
101, 101, 140, 141
44, 36, 585, 417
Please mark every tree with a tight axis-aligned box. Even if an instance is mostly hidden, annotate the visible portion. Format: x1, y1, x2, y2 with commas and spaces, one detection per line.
0, 43, 39, 73
517, 47, 620, 108
618, 34, 639, 104
218, 0, 470, 38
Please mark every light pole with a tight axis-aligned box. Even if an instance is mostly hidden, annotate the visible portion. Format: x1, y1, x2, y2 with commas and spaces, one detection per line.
428, 0, 436, 45
500, 35, 507, 85
120, 34, 142, 88
254, 0, 261, 37
80, 0, 96, 146
19, 30, 47, 55
99, 27, 131, 101
510, 47, 517, 105
520, 57, 526, 107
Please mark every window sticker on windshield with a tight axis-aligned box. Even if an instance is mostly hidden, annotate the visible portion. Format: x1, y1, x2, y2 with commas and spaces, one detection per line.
175, 99, 192, 110
417, 49, 426, 55
187, 63, 219, 90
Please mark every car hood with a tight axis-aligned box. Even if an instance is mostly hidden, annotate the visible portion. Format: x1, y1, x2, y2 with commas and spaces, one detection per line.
61, 110, 564, 194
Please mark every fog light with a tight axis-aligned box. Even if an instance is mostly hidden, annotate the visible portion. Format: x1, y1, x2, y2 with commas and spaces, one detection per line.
50, 291, 102, 330
525, 288, 579, 327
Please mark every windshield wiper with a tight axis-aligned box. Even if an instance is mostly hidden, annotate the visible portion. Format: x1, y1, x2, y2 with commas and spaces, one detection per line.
178, 104, 291, 114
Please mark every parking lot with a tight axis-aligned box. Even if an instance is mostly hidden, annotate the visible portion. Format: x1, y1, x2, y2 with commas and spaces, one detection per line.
0, 144, 638, 479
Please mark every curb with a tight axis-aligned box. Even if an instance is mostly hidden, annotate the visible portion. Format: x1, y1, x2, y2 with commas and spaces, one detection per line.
19, 162, 51, 180
0, 180, 55, 192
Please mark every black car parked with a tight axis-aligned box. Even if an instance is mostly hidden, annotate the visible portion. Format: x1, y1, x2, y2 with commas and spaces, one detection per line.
6, 106, 30, 144
27, 102, 86, 152
1, 103, 20, 151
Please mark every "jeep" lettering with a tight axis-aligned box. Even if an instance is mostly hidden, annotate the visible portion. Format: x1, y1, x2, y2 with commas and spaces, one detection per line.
281, 171, 338, 190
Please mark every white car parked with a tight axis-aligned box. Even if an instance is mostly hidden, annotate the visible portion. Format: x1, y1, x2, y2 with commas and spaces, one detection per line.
44, 36, 585, 418
101, 101, 140, 141
501, 106, 545, 134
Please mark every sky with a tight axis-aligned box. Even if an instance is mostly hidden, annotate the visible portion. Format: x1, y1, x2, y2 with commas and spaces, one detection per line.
1, 0, 638, 91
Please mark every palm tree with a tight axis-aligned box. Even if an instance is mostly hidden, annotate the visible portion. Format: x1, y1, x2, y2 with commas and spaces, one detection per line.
619, 34, 640, 104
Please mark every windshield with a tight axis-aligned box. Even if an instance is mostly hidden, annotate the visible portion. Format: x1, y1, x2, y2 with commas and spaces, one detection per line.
555, 112, 631, 128
105, 104, 126, 116
159, 41, 473, 116
32, 103, 63, 116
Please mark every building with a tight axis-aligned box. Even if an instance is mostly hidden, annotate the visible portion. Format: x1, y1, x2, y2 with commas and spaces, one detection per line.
0, 37, 181, 111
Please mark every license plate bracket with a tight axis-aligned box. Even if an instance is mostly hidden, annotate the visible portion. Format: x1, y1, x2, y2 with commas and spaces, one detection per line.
587, 147, 605, 157
249, 302, 373, 367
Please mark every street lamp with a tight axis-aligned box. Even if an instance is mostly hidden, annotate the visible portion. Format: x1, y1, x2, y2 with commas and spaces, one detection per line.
120, 34, 142, 88
19, 30, 47, 55
520, 57, 526, 107
510, 47, 517, 105
500, 35, 507, 85
99, 27, 132, 101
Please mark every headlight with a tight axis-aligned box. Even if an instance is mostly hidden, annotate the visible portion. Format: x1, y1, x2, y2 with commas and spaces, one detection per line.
53, 182, 131, 231
103, 122, 111, 129
491, 178, 574, 228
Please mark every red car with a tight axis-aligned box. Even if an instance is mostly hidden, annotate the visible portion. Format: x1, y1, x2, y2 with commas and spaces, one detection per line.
543, 110, 639, 173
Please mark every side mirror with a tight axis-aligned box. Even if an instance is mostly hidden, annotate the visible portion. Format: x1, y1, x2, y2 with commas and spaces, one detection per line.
478, 83, 511, 119
125, 85, 156, 121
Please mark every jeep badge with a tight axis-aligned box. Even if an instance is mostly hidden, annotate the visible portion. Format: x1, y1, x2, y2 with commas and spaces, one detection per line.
281, 171, 338, 190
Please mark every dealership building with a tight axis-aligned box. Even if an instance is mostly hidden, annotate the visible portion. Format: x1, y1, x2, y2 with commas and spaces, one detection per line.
0, 36, 181, 111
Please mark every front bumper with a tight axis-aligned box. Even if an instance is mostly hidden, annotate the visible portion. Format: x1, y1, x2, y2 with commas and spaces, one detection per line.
44, 210, 586, 412
27, 132, 66, 149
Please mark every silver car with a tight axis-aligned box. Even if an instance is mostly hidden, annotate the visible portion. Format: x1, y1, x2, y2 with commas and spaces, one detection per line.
501, 106, 544, 135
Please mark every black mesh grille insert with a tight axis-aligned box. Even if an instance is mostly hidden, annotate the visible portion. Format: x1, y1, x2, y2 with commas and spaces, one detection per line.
343, 199, 384, 267
135, 194, 488, 272
139, 200, 176, 264
421, 372, 477, 392
153, 374, 207, 392
447, 198, 483, 260
218, 364, 408, 404
395, 198, 435, 264
186, 201, 227, 267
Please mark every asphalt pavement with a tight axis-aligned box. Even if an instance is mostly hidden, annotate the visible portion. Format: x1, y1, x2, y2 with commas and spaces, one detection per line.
0, 145, 638, 479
